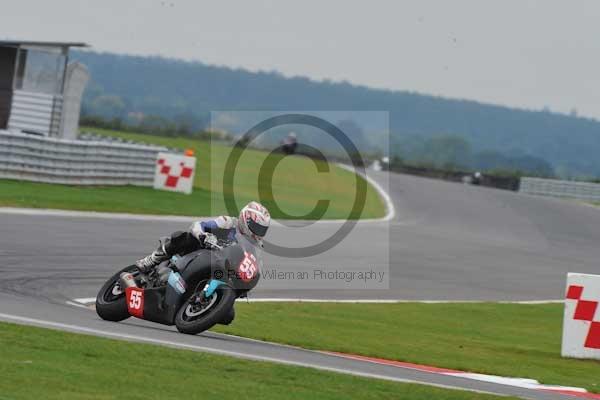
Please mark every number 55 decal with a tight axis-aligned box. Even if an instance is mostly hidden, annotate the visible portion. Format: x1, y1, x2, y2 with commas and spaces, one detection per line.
238, 251, 258, 282
126, 287, 144, 318
129, 291, 141, 309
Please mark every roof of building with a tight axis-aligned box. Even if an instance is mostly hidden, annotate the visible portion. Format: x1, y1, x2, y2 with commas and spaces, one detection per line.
0, 40, 89, 48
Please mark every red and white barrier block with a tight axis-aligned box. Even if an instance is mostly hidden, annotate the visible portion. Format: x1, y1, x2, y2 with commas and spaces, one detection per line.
562, 273, 600, 359
153, 152, 196, 195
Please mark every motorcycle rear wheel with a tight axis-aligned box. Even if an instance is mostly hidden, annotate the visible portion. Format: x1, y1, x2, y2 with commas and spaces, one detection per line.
175, 284, 236, 334
95, 266, 135, 322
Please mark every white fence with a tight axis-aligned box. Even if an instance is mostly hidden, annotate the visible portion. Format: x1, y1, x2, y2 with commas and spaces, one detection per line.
0, 130, 168, 186
519, 177, 600, 202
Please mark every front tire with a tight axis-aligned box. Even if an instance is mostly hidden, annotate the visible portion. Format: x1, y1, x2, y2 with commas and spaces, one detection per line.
96, 266, 135, 322
175, 285, 236, 334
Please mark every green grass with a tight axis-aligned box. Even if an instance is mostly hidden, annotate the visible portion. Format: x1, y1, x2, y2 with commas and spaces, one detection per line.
0, 180, 221, 216
10, 126, 379, 219
0, 322, 513, 400
0, 127, 385, 219
213, 302, 600, 392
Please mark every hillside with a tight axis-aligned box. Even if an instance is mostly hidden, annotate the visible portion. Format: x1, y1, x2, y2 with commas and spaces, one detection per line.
73, 50, 600, 177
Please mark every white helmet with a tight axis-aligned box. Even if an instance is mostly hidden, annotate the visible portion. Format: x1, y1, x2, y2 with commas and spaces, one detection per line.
238, 201, 270, 242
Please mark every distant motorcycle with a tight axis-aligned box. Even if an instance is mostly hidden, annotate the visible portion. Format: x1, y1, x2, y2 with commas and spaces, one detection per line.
95, 235, 260, 334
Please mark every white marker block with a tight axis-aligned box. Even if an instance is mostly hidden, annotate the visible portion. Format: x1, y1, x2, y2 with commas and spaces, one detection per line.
562, 273, 600, 359
153, 152, 196, 195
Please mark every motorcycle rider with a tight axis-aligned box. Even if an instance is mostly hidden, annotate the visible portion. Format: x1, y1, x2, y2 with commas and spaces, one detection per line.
136, 201, 271, 271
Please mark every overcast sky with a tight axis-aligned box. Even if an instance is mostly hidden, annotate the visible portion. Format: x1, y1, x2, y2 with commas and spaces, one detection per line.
3, 0, 600, 118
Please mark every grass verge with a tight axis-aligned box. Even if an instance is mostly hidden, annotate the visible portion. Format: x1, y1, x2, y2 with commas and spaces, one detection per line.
0, 322, 514, 400
0, 127, 385, 219
213, 302, 600, 392
12, 128, 376, 219
0, 179, 222, 217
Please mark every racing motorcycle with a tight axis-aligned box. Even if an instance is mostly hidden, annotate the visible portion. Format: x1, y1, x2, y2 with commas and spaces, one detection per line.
95, 234, 260, 334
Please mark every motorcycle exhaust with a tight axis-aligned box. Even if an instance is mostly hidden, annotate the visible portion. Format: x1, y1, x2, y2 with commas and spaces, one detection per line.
119, 272, 139, 289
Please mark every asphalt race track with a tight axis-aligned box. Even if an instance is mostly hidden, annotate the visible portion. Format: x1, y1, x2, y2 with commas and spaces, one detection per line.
2, 171, 600, 399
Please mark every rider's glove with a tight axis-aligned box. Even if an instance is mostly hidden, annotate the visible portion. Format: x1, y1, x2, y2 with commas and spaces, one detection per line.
203, 233, 219, 248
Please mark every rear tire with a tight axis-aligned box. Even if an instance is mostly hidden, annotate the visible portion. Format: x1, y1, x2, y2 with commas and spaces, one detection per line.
96, 266, 135, 322
175, 285, 236, 334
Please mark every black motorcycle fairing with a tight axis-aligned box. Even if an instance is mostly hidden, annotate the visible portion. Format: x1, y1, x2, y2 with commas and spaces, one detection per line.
179, 249, 227, 294
138, 286, 176, 325
173, 250, 207, 273
178, 240, 261, 293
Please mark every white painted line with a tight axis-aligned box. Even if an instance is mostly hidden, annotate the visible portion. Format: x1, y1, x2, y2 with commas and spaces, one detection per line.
329, 352, 599, 399
0, 207, 203, 222
498, 300, 565, 305
336, 164, 396, 222
72, 297, 96, 304
445, 372, 587, 393
0, 312, 500, 397
71, 297, 564, 306
244, 298, 409, 303
243, 298, 564, 304
65, 300, 93, 309
0, 165, 396, 224
0, 206, 386, 225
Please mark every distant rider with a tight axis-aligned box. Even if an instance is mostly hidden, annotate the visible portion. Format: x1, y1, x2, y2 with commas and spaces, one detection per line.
281, 132, 298, 155
136, 201, 271, 271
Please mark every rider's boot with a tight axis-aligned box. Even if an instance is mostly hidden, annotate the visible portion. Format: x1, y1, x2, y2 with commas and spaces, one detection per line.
135, 238, 171, 272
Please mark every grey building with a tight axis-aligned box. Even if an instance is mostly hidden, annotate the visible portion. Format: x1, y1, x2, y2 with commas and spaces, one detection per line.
0, 40, 89, 139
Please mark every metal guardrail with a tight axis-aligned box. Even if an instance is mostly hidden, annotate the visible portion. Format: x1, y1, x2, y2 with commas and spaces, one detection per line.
0, 130, 168, 186
519, 177, 600, 202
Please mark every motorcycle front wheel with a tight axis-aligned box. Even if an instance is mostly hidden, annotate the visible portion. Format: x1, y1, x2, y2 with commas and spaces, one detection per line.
174, 284, 236, 334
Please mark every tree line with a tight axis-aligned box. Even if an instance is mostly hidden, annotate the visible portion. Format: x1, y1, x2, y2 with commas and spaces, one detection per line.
74, 50, 600, 178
